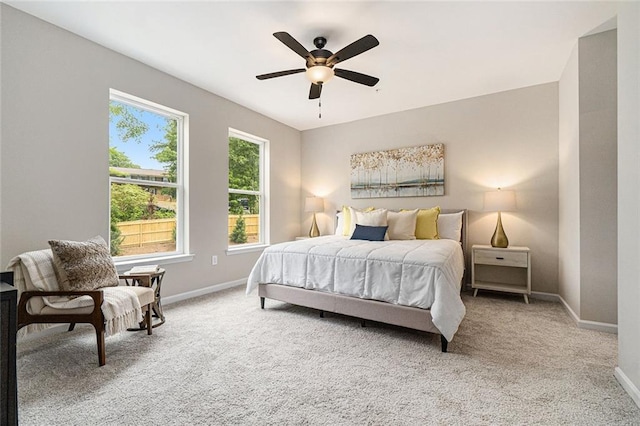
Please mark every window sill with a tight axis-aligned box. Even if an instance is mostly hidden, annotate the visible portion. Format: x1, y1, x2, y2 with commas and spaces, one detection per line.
114, 253, 195, 273
226, 244, 269, 256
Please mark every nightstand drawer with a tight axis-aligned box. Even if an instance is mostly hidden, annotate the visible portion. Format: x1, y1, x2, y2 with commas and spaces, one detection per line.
474, 249, 528, 268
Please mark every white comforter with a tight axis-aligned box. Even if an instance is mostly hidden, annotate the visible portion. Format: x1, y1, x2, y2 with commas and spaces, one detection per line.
247, 236, 466, 341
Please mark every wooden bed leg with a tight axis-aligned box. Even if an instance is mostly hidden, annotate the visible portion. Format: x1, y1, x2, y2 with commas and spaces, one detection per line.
361, 319, 366, 327
68, 323, 76, 332
319, 311, 324, 318
260, 297, 265, 309
441, 335, 448, 353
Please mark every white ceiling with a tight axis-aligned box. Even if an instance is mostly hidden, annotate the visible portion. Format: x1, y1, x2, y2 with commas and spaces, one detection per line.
6, 1, 619, 131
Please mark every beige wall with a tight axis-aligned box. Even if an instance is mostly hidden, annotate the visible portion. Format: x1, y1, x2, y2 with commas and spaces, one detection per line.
301, 84, 559, 293
616, 1, 640, 407
558, 42, 581, 316
578, 30, 618, 324
0, 5, 302, 298
557, 29, 618, 326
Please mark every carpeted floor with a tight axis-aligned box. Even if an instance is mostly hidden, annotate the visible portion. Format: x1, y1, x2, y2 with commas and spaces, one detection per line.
16, 286, 640, 425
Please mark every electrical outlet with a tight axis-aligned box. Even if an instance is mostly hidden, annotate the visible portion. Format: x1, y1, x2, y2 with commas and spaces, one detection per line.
211, 255, 218, 266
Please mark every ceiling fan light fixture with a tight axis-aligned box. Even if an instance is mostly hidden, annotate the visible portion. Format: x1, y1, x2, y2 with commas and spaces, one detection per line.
305, 65, 334, 84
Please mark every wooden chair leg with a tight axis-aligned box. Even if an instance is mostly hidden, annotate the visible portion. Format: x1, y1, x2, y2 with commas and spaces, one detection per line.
95, 326, 106, 367
146, 306, 152, 335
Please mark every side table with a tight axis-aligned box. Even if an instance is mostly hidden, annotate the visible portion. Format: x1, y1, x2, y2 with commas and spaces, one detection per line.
471, 245, 531, 303
120, 269, 166, 329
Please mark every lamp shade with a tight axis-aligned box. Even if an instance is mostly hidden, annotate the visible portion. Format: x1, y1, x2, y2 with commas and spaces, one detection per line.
305, 66, 334, 84
484, 189, 516, 212
304, 197, 324, 213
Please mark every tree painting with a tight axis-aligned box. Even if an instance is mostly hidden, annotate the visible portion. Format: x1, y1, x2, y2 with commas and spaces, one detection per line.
350, 143, 444, 198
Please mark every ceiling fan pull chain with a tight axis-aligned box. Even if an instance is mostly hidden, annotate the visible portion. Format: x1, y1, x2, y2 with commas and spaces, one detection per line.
318, 97, 322, 119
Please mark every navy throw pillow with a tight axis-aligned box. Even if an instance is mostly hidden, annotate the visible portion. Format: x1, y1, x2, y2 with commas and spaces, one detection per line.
350, 224, 388, 241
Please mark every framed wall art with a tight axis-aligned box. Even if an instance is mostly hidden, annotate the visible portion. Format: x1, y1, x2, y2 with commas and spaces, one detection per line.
350, 143, 444, 199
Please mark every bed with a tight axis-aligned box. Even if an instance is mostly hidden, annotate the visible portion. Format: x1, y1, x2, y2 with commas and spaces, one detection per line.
246, 209, 467, 352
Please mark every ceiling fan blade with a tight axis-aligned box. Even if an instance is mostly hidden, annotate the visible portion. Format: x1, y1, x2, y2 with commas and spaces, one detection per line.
334, 69, 379, 87
273, 32, 316, 62
256, 69, 305, 80
327, 34, 379, 66
309, 83, 322, 99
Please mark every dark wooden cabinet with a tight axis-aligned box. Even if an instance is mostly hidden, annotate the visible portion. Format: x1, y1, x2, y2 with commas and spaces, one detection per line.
1, 271, 18, 426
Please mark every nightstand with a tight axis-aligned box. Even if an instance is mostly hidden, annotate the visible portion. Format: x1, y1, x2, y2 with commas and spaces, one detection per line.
295, 236, 311, 241
471, 244, 531, 303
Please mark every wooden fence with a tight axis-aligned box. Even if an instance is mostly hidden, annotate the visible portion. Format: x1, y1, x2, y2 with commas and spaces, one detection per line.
116, 215, 259, 249
117, 218, 176, 247
228, 214, 259, 237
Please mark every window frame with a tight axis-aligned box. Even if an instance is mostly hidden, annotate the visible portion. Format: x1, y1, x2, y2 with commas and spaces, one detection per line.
227, 128, 270, 253
109, 89, 190, 263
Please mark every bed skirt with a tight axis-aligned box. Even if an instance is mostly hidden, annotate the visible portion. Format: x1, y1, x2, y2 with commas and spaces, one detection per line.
258, 283, 448, 351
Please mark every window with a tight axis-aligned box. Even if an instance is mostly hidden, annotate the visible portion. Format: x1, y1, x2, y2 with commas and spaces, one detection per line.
228, 129, 269, 249
109, 89, 187, 259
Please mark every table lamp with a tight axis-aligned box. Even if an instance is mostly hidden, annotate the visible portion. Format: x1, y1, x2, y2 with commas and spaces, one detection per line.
304, 197, 324, 238
484, 188, 516, 248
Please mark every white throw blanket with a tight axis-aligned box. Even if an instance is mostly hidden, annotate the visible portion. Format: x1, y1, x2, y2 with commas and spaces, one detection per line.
247, 236, 466, 341
6, 249, 143, 337
101, 286, 143, 336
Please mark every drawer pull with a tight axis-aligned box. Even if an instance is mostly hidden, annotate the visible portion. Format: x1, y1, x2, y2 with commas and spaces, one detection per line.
495, 257, 504, 260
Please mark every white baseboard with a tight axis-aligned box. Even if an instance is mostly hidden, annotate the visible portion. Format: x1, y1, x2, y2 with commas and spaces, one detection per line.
577, 318, 618, 334
615, 367, 640, 408
558, 294, 618, 334
162, 278, 246, 306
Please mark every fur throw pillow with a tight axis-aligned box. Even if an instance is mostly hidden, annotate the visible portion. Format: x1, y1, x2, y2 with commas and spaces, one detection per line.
49, 236, 119, 291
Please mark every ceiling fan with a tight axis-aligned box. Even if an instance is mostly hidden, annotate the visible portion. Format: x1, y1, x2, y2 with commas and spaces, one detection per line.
256, 32, 380, 100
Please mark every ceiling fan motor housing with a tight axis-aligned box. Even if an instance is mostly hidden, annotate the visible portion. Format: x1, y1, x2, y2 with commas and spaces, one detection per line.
308, 48, 332, 68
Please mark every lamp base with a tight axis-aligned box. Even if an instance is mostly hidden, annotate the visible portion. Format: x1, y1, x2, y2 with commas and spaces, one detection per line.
491, 212, 509, 248
309, 213, 320, 238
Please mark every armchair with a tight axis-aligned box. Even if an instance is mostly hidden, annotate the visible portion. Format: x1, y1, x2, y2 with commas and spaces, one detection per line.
7, 247, 155, 367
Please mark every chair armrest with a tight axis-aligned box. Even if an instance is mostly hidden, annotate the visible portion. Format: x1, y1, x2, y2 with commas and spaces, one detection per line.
18, 290, 104, 316
20, 290, 103, 298
17, 289, 107, 333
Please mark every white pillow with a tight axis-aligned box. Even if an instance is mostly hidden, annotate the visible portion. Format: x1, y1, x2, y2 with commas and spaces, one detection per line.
387, 210, 418, 240
437, 211, 463, 241
354, 208, 388, 226
354, 208, 389, 239
335, 211, 345, 235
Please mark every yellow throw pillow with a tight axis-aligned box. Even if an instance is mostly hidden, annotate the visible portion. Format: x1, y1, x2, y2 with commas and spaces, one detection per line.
415, 206, 441, 239
342, 206, 353, 236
